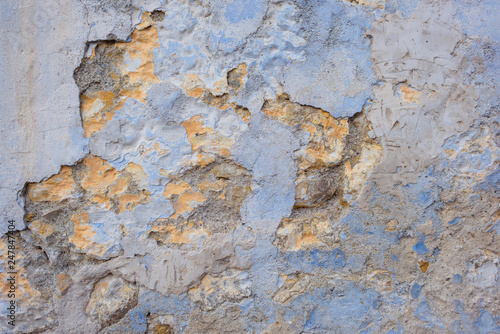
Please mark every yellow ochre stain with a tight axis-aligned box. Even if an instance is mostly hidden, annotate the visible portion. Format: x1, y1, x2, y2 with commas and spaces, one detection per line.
27, 166, 76, 202
69, 212, 94, 251
400, 85, 420, 103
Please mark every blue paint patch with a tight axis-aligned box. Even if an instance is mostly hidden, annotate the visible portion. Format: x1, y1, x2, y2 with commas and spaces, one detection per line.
382, 324, 405, 334
454, 0, 500, 42
71, 129, 89, 158
231, 115, 300, 228
402, 170, 439, 211
411, 282, 422, 299
415, 296, 444, 329
453, 274, 463, 283
225, 0, 265, 24
449, 217, 460, 225
238, 298, 254, 316
475, 168, 500, 198
413, 235, 429, 255
385, 0, 420, 18
391, 254, 398, 262
432, 248, 440, 256
451, 299, 479, 333
284, 248, 346, 273
292, 283, 381, 333
417, 191, 432, 208
487, 219, 500, 235
107, 291, 193, 333
475, 309, 500, 334
279, 0, 377, 117
470, 194, 480, 201
139, 254, 154, 271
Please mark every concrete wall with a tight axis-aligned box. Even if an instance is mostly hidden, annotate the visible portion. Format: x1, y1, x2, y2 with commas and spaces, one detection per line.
0, 0, 499, 333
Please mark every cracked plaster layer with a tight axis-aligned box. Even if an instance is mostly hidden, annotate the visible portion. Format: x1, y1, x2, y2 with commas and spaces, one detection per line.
1, 0, 499, 333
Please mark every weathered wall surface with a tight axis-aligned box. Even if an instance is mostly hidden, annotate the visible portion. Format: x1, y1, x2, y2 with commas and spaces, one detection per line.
0, 0, 499, 333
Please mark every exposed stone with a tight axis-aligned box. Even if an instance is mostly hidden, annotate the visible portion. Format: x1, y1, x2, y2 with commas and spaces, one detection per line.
86, 275, 138, 328
262, 94, 349, 170
188, 270, 252, 311
27, 166, 77, 202
273, 273, 310, 304
57, 273, 73, 296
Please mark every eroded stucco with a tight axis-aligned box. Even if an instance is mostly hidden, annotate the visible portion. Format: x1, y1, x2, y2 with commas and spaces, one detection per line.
0, 0, 499, 333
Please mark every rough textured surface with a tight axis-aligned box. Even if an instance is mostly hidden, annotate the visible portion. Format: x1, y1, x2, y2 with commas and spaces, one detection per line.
1, 0, 499, 333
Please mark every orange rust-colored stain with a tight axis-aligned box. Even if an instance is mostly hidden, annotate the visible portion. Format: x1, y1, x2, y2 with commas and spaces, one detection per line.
294, 229, 319, 250
27, 166, 76, 202
211, 78, 228, 96
118, 193, 145, 213
81, 11, 162, 138
189, 135, 233, 157
81, 91, 116, 137
81, 155, 119, 195
28, 220, 55, 238
171, 192, 207, 219
343, 143, 383, 199
301, 123, 317, 135
444, 149, 455, 157
418, 259, 429, 273
89, 46, 97, 59
91, 195, 112, 210
154, 142, 170, 156
181, 74, 205, 98
179, 65, 251, 124
263, 105, 287, 119
263, 96, 349, 169
0, 268, 40, 304
181, 115, 213, 139
85, 278, 111, 315
81, 91, 115, 115
116, 19, 160, 85
69, 212, 94, 252
189, 273, 214, 295
345, 161, 352, 172
57, 273, 73, 295
275, 213, 331, 252
0, 270, 40, 303
367, 270, 394, 292
294, 179, 309, 201
0, 240, 43, 308
227, 63, 248, 91
188, 87, 205, 98
195, 153, 217, 166
400, 85, 420, 103
0, 241, 42, 304
118, 87, 147, 104
231, 104, 251, 122
181, 114, 234, 163
321, 116, 348, 141
151, 223, 209, 245
385, 219, 399, 232
108, 177, 129, 197
163, 180, 207, 218
136, 11, 154, 30
164, 181, 192, 198
196, 179, 226, 192
25, 154, 151, 222
124, 163, 149, 189
304, 142, 329, 164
